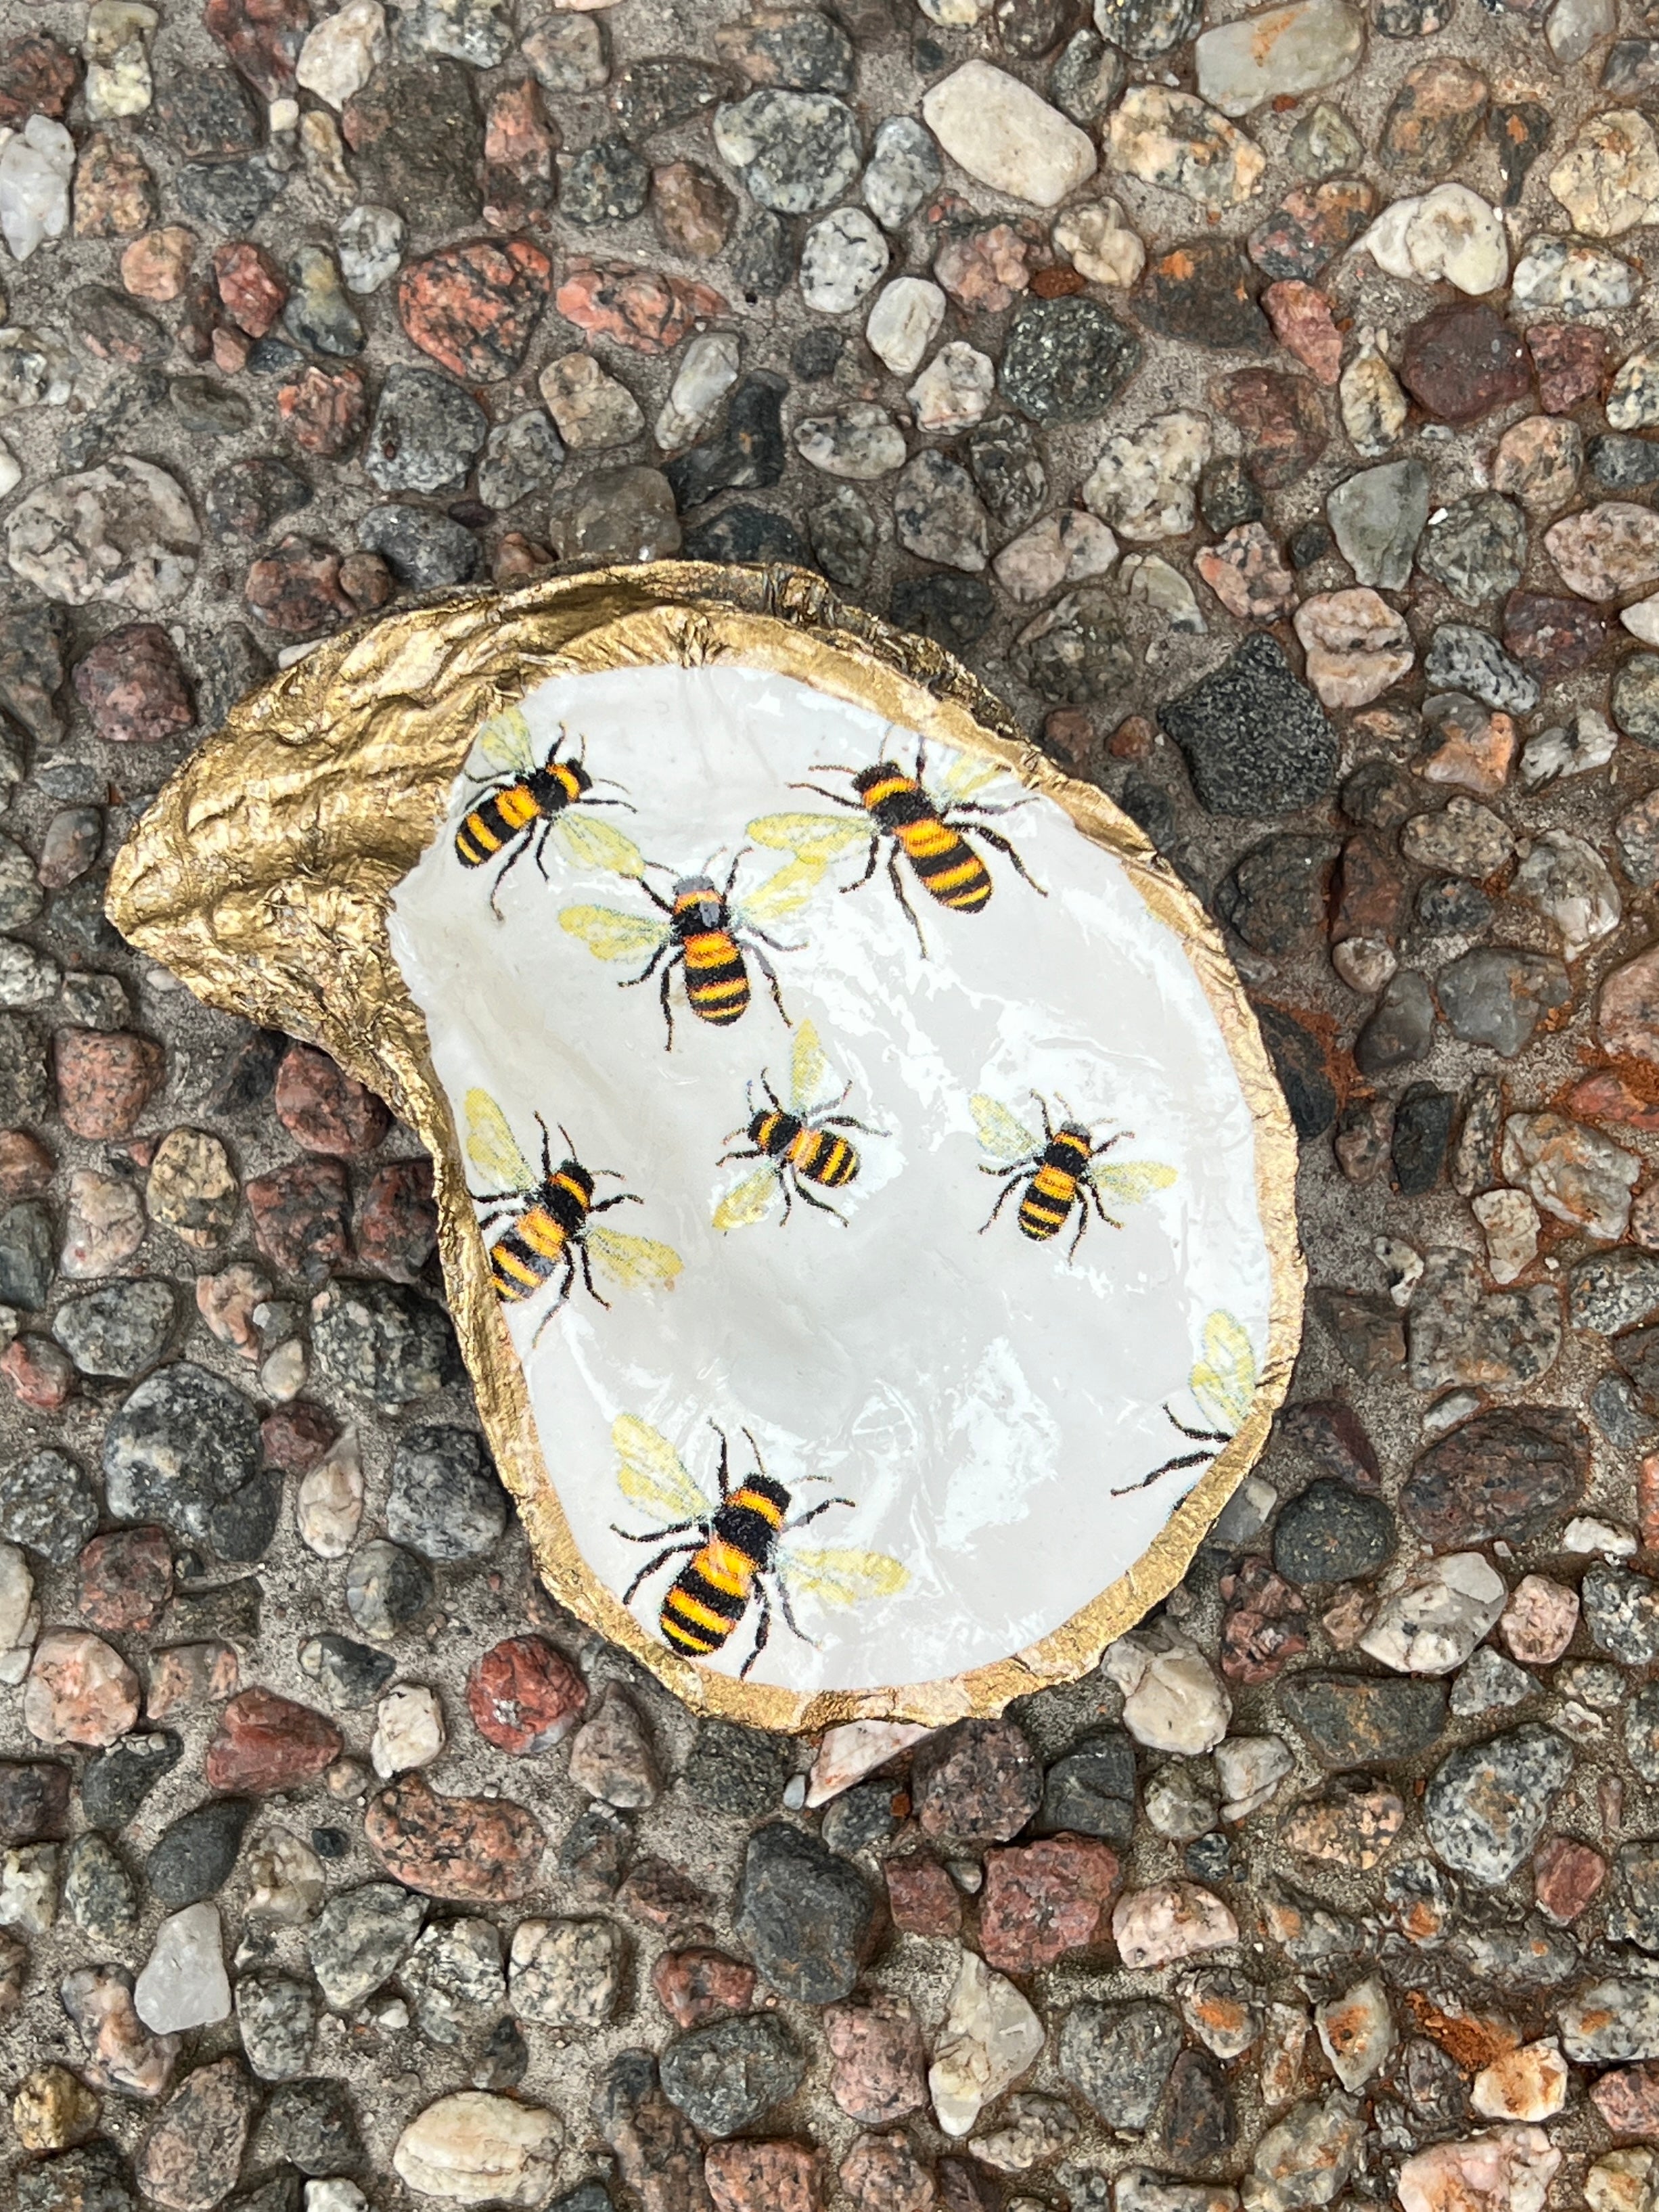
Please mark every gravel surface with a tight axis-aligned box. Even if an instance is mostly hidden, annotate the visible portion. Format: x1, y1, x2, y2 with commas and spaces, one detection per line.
2, 0, 1659, 2206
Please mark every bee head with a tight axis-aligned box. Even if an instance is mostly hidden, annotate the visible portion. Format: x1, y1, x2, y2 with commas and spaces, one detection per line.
852, 763, 901, 796
556, 756, 594, 798
673, 875, 724, 924
560, 1160, 596, 1202
745, 1110, 773, 1146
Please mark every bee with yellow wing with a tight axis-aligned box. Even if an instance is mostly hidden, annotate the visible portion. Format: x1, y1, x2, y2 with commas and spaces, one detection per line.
972, 1091, 1177, 1263
610, 1415, 908, 1677
712, 1019, 877, 1231
747, 732, 1043, 957
463, 1089, 682, 1338
559, 848, 823, 1049
1115, 1310, 1258, 1496
455, 707, 645, 917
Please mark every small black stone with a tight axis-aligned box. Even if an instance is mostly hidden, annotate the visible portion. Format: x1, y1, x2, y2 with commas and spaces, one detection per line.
0, 1197, 51, 1307
1039, 1731, 1136, 1841
1392, 1083, 1457, 1195
790, 328, 844, 380
1588, 433, 1659, 491
664, 373, 788, 510
560, 1802, 633, 1899
1289, 520, 1333, 569
155, 68, 260, 158
735, 1821, 873, 2004
147, 1797, 254, 1905
683, 503, 809, 566
311, 1826, 350, 1862
1000, 296, 1141, 424
821, 1782, 899, 1858
305, 1633, 397, 1710
658, 2012, 804, 2135
206, 456, 313, 539
1416, 877, 1493, 934
562, 133, 651, 225
1485, 101, 1551, 206
357, 505, 481, 589
1160, 634, 1338, 817
82, 1731, 183, 1830
890, 573, 996, 650
730, 211, 794, 300
386, 1426, 507, 1562
1255, 1003, 1338, 1139
683, 1719, 790, 1816
175, 158, 284, 231
1199, 456, 1263, 536
1273, 1477, 1396, 1584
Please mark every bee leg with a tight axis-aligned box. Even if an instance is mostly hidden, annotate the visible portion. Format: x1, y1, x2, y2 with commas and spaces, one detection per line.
1067, 1204, 1090, 1263
589, 1191, 643, 1213
795, 1180, 848, 1224
786, 1493, 855, 1531
748, 941, 790, 1027
774, 1575, 817, 1651
1112, 1450, 1212, 1497
1032, 1093, 1054, 1141
739, 1587, 773, 1678
717, 1144, 763, 1167
711, 1424, 732, 1503
486, 834, 532, 920
532, 821, 553, 882
612, 1519, 700, 1544
980, 1174, 1023, 1233
839, 834, 882, 895
620, 1541, 698, 1605
1164, 1409, 1229, 1444
1087, 1183, 1124, 1234
576, 1243, 612, 1311
790, 779, 863, 811
620, 938, 672, 987
970, 823, 1047, 897
775, 1173, 794, 1227
823, 1113, 878, 1135
887, 850, 929, 959
583, 792, 637, 812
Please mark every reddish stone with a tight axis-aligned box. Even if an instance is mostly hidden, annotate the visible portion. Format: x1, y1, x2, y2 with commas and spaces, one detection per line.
204, 0, 309, 98
205, 1687, 342, 1792
260, 1401, 338, 1478
1042, 708, 1096, 771
978, 1833, 1120, 1974
885, 1854, 961, 1937
1248, 179, 1376, 280
275, 1041, 390, 1157
1263, 279, 1342, 385
1030, 265, 1087, 296
1380, 55, 1489, 173
1644, 1451, 1659, 1551
467, 1634, 587, 1754
55, 1031, 164, 1141
824, 1991, 928, 2123
1399, 300, 1530, 424
212, 242, 286, 338
1211, 367, 1329, 490
1503, 589, 1608, 676
1566, 1070, 1659, 1131
276, 364, 367, 459
1591, 2061, 1659, 2136
913, 1717, 1041, 1848
1334, 836, 1406, 945
706, 2141, 823, 2212
933, 219, 1045, 314
338, 551, 395, 612
1281, 1779, 1405, 1868
0, 33, 78, 123
0, 1131, 53, 1199
617, 1855, 708, 1935
120, 227, 196, 303
1528, 323, 1604, 414
482, 77, 557, 232
0, 1759, 71, 1843
24, 1629, 140, 1748
77, 1527, 173, 1634
492, 533, 553, 585
1532, 1833, 1606, 1924
1140, 239, 1270, 352
137, 2058, 256, 2211
244, 537, 357, 637
355, 1158, 438, 1283
396, 238, 552, 382
1110, 714, 1155, 761
147, 1641, 239, 1720
177, 278, 220, 365
1195, 521, 1296, 619
839, 2135, 933, 2212
73, 136, 157, 238
652, 1946, 755, 2029
652, 161, 735, 259
1277, 1398, 1381, 1489
245, 1158, 351, 1282
0, 1335, 74, 1409
1220, 1554, 1310, 1685
365, 1771, 545, 1901
72, 625, 193, 746
938, 2161, 997, 2212
213, 325, 251, 374
555, 258, 729, 357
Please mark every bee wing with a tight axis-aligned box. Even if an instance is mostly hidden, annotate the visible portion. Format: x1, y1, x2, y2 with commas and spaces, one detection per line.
474, 705, 537, 775
735, 855, 830, 927
551, 812, 647, 880
778, 1545, 910, 1608
712, 1167, 781, 1232
935, 747, 1014, 804
559, 904, 667, 962
585, 1226, 684, 1294
463, 1089, 535, 1190
971, 1091, 1038, 1166
746, 811, 869, 862
1190, 1310, 1257, 1438
1088, 1159, 1179, 1208
613, 1414, 710, 1525
790, 1019, 829, 1114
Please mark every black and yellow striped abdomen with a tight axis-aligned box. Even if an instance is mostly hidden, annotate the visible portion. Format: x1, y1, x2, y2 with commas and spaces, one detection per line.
660, 1481, 786, 1656
489, 1204, 568, 1299
682, 928, 750, 1026
861, 770, 993, 914
1018, 1131, 1091, 1242
789, 1126, 858, 1188
457, 782, 541, 868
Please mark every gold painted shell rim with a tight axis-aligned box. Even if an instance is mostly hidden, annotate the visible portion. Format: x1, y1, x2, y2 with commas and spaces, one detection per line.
106, 560, 1306, 1734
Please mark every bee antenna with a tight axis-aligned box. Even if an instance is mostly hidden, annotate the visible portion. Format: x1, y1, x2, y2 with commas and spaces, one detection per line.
740, 1426, 767, 1476
558, 1123, 578, 1158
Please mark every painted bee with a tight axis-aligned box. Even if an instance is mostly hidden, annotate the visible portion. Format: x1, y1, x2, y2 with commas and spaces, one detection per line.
560, 849, 823, 1049
713, 1020, 876, 1231
463, 1089, 682, 1338
1114, 1309, 1257, 1496
611, 1415, 907, 1677
748, 732, 1043, 957
455, 706, 644, 917
972, 1092, 1176, 1261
